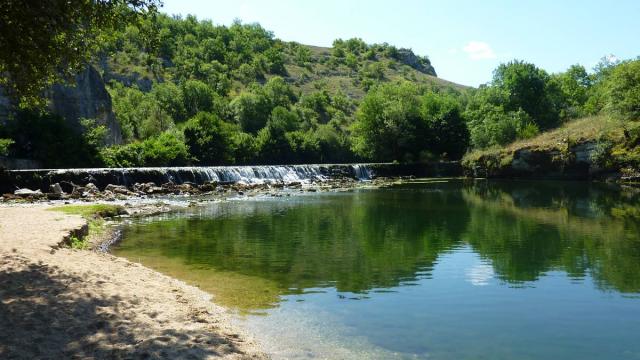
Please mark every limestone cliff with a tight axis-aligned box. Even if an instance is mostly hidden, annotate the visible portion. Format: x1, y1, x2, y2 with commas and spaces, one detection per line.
46, 66, 122, 145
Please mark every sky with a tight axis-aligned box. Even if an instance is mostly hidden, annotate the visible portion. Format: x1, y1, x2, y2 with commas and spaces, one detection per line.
160, 0, 640, 87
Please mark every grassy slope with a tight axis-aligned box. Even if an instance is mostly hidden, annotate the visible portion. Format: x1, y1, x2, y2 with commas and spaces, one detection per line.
463, 115, 640, 179
278, 45, 469, 99
104, 43, 470, 100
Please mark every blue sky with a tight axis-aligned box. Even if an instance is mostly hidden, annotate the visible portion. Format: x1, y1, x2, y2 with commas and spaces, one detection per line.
160, 0, 639, 87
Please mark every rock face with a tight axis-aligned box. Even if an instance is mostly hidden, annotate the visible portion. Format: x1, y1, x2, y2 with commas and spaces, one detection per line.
396, 49, 437, 76
47, 65, 122, 145
463, 141, 606, 180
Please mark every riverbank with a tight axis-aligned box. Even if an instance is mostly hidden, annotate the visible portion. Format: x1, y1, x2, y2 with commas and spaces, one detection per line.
0, 204, 267, 359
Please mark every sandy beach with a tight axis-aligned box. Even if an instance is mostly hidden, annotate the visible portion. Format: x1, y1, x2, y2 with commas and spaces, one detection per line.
0, 205, 267, 359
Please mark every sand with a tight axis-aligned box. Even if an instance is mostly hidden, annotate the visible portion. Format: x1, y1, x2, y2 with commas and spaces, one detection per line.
0, 205, 267, 359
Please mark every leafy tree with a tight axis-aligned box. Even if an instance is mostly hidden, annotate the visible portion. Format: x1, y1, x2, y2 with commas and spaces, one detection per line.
420, 92, 470, 159
286, 130, 320, 163
262, 76, 296, 108
109, 83, 174, 140
231, 91, 270, 134
604, 60, 640, 120
0, 0, 159, 106
181, 80, 215, 118
101, 130, 190, 167
232, 132, 258, 165
256, 106, 301, 163
151, 82, 187, 123
492, 60, 560, 129
352, 82, 423, 161
466, 104, 536, 148
550, 64, 592, 119
2, 111, 103, 167
183, 112, 237, 165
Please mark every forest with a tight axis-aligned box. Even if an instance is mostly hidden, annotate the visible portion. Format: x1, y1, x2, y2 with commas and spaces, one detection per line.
0, 6, 638, 168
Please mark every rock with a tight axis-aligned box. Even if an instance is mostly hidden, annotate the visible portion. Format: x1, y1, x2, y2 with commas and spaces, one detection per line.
71, 185, 85, 198
85, 183, 99, 193
46, 65, 122, 145
105, 184, 130, 195
49, 183, 64, 194
395, 48, 437, 76
14, 188, 42, 196
59, 181, 76, 194
46, 193, 62, 200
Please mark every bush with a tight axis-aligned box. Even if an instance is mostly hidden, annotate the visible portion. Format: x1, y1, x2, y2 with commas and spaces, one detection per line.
100, 130, 190, 167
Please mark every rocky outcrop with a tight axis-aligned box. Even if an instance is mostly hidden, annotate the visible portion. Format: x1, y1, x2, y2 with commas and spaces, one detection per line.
463, 141, 611, 180
0, 65, 123, 146
47, 65, 122, 145
395, 48, 437, 76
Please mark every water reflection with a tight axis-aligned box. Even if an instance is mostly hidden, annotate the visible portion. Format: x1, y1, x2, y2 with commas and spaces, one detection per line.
114, 180, 640, 312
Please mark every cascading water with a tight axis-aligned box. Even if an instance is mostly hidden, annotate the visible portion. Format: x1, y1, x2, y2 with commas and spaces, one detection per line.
42, 164, 374, 187
351, 164, 373, 181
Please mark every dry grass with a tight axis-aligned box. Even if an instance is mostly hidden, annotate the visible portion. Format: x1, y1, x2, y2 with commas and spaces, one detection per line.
464, 115, 629, 163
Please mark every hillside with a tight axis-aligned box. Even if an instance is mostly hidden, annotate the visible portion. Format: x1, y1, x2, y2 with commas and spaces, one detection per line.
98, 23, 468, 100
462, 115, 640, 182
2, 11, 638, 173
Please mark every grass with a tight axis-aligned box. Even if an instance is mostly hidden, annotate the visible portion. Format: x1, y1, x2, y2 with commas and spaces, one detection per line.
464, 115, 637, 163
49, 204, 125, 249
51, 204, 125, 219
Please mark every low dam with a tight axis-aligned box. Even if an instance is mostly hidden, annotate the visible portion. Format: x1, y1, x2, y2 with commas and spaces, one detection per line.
0, 162, 462, 193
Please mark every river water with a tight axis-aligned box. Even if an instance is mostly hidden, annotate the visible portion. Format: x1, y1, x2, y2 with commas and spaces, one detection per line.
114, 179, 640, 359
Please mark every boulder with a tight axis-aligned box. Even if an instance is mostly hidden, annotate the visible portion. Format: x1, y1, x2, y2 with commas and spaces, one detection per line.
49, 183, 64, 194
14, 188, 42, 196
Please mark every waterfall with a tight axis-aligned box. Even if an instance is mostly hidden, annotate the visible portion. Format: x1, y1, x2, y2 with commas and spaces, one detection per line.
351, 164, 373, 181
43, 164, 375, 187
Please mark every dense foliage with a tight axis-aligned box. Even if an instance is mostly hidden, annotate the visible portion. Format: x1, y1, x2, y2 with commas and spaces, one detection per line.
1, 10, 638, 168
0, 0, 159, 106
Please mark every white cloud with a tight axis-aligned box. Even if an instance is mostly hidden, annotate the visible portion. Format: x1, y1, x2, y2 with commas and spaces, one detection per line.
462, 41, 497, 60
466, 264, 494, 286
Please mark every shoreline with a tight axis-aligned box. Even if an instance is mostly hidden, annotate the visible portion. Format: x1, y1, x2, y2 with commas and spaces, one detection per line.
0, 203, 268, 359
0, 178, 400, 359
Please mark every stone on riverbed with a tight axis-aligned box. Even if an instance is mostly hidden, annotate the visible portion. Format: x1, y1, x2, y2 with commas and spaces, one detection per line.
14, 188, 42, 196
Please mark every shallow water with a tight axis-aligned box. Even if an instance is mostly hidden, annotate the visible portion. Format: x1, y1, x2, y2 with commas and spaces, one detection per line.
114, 180, 640, 359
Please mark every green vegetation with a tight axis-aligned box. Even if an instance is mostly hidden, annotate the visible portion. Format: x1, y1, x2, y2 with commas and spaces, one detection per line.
0, 0, 159, 106
0, 138, 13, 156
115, 181, 640, 312
50, 204, 125, 248
1, 7, 638, 169
51, 203, 125, 218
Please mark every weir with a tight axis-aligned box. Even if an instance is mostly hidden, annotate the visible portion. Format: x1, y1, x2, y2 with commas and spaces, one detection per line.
0, 162, 462, 193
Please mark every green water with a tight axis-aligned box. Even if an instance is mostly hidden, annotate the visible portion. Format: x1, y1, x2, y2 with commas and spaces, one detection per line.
114, 180, 640, 359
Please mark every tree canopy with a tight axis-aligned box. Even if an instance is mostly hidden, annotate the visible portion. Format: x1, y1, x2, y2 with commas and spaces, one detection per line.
0, 0, 160, 106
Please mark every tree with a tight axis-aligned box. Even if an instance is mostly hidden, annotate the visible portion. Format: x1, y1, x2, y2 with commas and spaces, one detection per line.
420, 92, 469, 159
183, 112, 237, 165
604, 60, 640, 120
492, 60, 559, 129
351, 82, 423, 161
550, 64, 592, 119
256, 106, 301, 163
151, 82, 187, 123
0, 0, 160, 106
231, 91, 270, 134
181, 80, 215, 118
